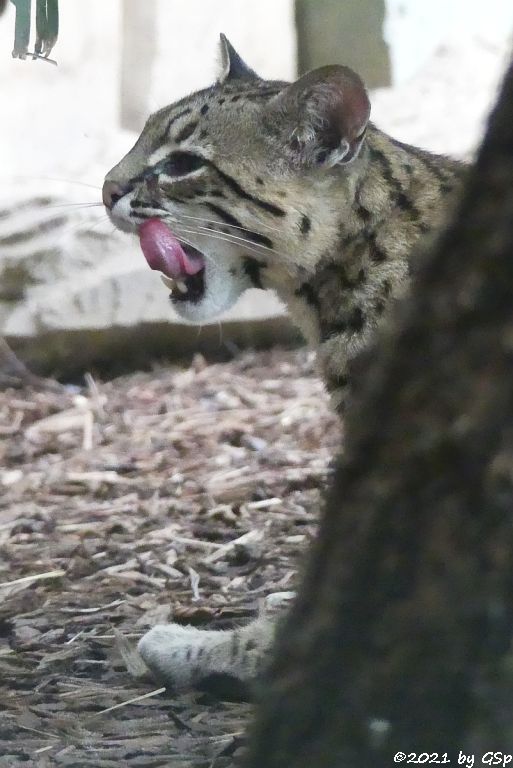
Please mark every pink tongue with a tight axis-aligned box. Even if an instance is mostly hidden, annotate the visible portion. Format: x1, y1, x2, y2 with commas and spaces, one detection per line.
139, 218, 205, 279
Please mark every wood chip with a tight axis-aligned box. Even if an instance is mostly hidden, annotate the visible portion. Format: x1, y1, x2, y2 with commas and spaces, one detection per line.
0, 348, 340, 765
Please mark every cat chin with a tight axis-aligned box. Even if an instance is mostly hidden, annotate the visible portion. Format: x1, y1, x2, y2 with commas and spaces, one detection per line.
170, 258, 249, 323
171, 289, 239, 323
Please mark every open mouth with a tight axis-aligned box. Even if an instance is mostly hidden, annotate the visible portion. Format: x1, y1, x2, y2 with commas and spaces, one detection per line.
160, 267, 205, 303
138, 218, 206, 303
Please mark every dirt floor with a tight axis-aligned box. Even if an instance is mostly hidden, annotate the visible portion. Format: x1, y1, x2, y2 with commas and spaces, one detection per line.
0, 348, 340, 767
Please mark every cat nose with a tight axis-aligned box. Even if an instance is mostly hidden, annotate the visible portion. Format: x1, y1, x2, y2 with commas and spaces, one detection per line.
102, 181, 126, 210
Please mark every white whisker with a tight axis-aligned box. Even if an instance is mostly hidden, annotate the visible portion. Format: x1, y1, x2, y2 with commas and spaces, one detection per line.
174, 224, 278, 262
173, 223, 290, 263
130, 199, 281, 235
170, 208, 282, 234
128, 202, 291, 263
196, 224, 279, 256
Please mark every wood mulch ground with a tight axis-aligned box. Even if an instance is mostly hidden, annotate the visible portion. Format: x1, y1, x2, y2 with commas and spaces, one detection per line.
0, 348, 340, 768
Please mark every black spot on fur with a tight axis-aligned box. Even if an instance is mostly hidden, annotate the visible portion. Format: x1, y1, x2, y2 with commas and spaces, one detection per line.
368, 234, 388, 262
205, 161, 286, 217
205, 203, 243, 229
395, 190, 420, 219
295, 283, 320, 311
290, 136, 301, 152
200, 104, 209, 115
323, 263, 364, 291
300, 215, 311, 235
338, 267, 356, 290
165, 108, 192, 136
218, 98, 225, 105
321, 319, 347, 342
199, 129, 209, 140
255, 176, 264, 185
244, 258, 267, 289
355, 204, 372, 224
348, 307, 365, 332
204, 204, 273, 248
375, 299, 386, 315
340, 232, 358, 250
441, 181, 455, 194
370, 146, 423, 221
230, 633, 240, 661
176, 121, 199, 143
231, 95, 241, 102
246, 639, 257, 651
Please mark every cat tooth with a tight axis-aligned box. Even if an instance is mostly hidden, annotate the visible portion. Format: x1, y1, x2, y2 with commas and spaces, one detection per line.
160, 274, 176, 290
176, 280, 188, 294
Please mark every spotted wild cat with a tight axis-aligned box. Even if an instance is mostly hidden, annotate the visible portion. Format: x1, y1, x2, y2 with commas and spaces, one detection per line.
103, 35, 466, 693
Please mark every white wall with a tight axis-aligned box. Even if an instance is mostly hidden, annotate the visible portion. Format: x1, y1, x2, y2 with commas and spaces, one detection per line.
150, 0, 296, 110
0, 0, 296, 184
386, 0, 513, 84
372, 0, 513, 157
0, 0, 122, 183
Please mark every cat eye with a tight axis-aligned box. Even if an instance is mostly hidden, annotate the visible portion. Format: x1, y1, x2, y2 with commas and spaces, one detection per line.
160, 152, 206, 177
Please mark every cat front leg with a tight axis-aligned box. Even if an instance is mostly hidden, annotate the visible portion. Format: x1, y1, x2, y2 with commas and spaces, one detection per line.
138, 616, 277, 699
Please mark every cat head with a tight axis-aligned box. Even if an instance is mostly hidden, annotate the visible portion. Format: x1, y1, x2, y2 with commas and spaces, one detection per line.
103, 35, 370, 322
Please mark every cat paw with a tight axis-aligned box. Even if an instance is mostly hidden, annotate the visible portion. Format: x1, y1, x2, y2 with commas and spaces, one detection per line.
138, 623, 216, 690
138, 618, 275, 697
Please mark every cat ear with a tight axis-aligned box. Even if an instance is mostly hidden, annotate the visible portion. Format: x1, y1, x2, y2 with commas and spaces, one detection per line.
218, 33, 260, 83
268, 65, 371, 168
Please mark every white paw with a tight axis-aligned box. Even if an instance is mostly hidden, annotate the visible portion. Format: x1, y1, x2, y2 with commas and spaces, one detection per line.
264, 591, 296, 612
138, 623, 218, 689
137, 618, 275, 692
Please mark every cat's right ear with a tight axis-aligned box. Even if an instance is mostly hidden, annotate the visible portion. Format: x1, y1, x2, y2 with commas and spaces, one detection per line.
217, 33, 260, 83
267, 65, 371, 168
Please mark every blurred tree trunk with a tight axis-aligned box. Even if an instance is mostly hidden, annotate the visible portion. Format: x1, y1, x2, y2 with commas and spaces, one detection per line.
246, 54, 513, 768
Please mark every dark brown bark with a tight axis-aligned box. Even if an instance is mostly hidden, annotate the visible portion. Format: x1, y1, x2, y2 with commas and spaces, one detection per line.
246, 55, 513, 767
